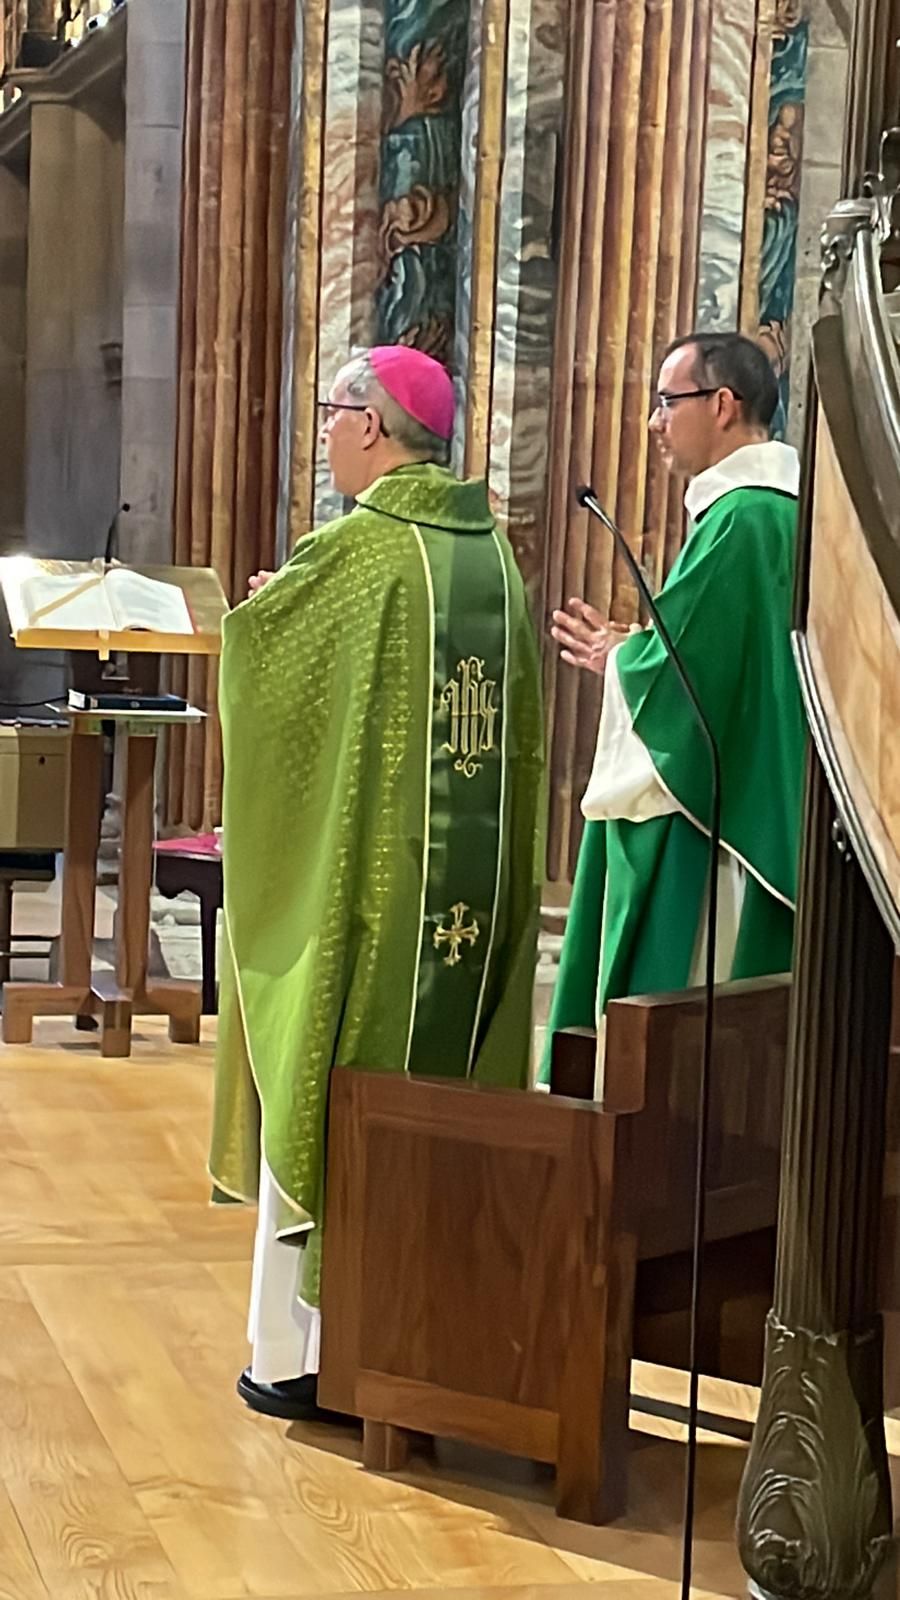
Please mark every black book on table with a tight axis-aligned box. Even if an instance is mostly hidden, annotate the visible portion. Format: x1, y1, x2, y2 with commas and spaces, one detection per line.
67, 690, 188, 713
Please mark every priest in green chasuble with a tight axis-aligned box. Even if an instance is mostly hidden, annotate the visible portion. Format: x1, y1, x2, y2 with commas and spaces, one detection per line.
542, 332, 805, 1086
210, 346, 544, 1418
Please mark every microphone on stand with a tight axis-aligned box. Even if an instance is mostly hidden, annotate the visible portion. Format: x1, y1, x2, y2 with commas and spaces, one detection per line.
575, 485, 721, 1600
104, 502, 131, 566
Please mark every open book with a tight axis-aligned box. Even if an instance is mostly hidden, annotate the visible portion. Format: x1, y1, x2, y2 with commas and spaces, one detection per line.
0, 558, 227, 657
5, 561, 193, 636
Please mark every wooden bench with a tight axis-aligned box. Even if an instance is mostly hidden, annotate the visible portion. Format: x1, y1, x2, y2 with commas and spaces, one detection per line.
318, 974, 789, 1522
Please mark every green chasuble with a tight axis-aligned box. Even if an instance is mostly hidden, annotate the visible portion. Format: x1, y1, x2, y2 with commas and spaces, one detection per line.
210, 462, 544, 1303
542, 455, 806, 1079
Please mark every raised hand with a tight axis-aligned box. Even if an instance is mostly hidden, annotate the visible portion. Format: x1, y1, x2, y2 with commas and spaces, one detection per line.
550, 597, 637, 675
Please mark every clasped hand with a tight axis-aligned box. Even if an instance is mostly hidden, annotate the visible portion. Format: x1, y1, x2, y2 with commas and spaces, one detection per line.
247, 570, 275, 598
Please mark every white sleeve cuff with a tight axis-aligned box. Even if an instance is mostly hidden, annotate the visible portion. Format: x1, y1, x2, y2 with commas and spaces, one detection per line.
580, 644, 677, 824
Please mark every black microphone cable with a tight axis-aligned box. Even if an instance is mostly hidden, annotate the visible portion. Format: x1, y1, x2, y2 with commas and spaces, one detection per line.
575, 485, 722, 1600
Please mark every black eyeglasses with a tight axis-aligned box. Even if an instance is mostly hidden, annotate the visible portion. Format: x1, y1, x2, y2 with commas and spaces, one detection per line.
653, 386, 744, 415
317, 400, 390, 437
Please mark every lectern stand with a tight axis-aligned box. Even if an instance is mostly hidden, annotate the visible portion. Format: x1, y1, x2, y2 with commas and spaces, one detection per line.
3, 707, 205, 1056
0, 559, 228, 1058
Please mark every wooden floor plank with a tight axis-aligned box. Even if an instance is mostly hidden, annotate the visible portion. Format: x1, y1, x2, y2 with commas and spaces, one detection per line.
0, 1478, 50, 1600
0, 1284, 180, 1599
0, 1016, 752, 1598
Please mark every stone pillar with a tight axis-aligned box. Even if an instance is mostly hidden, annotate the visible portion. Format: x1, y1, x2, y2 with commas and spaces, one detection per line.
0, 162, 27, 550
118, 0, 187, 567
24, 95, 125, 560
22, 0, 58, 67
0, 155, 60, 710
737, 748, 895, 1600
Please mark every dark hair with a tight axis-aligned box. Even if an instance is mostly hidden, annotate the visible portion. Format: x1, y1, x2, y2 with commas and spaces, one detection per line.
664, 331, 779, 429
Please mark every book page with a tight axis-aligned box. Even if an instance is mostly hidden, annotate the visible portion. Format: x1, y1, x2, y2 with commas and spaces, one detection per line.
105, 568, 194, 635
19, 569, 117, 632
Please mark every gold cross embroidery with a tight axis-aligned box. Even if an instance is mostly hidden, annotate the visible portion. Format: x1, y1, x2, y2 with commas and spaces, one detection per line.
433, 902, 480, 967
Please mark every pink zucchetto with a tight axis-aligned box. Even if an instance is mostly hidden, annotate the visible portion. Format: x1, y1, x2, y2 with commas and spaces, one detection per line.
369, 346, 455, 442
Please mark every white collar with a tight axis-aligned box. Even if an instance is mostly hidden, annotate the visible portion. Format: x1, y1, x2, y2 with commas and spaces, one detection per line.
684, 441, 800, 522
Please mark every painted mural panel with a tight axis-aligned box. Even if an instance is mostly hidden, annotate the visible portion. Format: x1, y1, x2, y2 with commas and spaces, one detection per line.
377, 0, 471, 361
757, 0, 808, 431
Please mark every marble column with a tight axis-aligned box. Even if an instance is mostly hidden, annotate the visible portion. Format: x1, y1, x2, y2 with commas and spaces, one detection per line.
457, 0, 566, 606
311, 0, 382, 527
696, 0, 757, 331
787, 0, 854, 441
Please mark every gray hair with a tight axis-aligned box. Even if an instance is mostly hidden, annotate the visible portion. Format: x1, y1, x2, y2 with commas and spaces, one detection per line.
340, 353, 451, 466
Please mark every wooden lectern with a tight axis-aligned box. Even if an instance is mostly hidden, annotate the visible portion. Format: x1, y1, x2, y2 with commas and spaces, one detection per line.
0, 560, 228, 1057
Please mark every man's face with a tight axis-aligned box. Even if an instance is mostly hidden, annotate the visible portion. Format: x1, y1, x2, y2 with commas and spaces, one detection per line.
648, 345, 739, 478
319, 367, 381, 497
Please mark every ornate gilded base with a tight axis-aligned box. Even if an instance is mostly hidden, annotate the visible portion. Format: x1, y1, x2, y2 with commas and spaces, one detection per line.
738, 1313, 892, 1600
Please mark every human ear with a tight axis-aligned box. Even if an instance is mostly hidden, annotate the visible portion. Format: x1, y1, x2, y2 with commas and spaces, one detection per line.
361, 408, 382, 450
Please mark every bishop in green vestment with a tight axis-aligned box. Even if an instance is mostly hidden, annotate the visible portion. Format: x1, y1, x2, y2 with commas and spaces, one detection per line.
210, 347, 544, 1418
542, 332, 806, 1087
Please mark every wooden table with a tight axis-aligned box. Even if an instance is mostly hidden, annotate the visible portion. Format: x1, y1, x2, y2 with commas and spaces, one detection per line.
3, 709, 204, 1057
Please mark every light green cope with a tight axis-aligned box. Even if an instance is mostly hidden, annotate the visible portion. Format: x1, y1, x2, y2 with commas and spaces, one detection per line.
210, 463, 545, 1304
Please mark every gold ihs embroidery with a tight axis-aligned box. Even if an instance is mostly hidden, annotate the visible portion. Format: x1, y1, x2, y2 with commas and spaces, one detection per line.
433, 902, 480, 967
440, 656, 498, 778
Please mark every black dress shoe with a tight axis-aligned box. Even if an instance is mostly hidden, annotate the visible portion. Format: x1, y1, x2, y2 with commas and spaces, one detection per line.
236, 1367, 354, 1424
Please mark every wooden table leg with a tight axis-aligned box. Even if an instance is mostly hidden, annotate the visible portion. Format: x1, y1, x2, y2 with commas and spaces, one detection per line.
99, 995, 133, 1059
120, 731, 202, 1045
555, 1122, 633, 1525
60, 730, 104, 991
200, 890, 219, 1014
0, 878, 12, 987
5, 719, 203, 1053
363, 1421, 410, 1473
115, 733, 156, 998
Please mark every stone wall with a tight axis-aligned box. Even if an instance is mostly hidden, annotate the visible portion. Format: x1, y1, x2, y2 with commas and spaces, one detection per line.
0, 5, 186, 568
118, 0, 186, 566
0, 161, 27, 549
24, 93, 125, 560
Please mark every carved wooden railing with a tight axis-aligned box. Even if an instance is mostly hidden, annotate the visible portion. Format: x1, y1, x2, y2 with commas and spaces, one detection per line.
737, 196, 900, 1600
